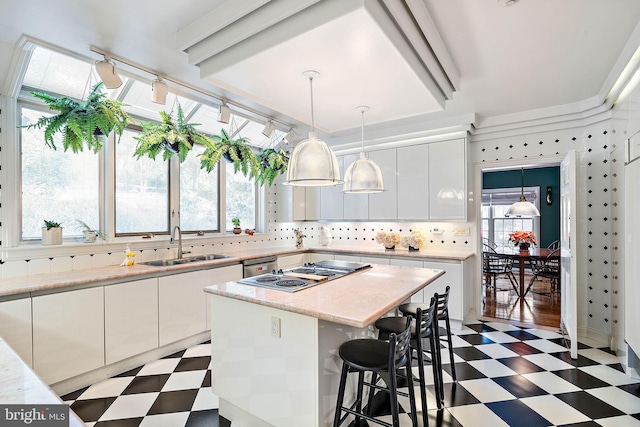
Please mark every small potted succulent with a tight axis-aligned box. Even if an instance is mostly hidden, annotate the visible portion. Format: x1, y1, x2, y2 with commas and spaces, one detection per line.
42, 220, 63, 245
231, 217, 242, 234
76, 220, 106, 243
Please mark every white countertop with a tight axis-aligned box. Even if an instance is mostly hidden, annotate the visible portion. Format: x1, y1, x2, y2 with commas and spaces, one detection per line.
0, 245, 471, 298
204, 264, 446, 328
0, 338, 84, 426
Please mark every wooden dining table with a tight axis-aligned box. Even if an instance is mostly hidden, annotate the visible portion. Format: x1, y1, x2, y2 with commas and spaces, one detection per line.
490, 247, 560, 297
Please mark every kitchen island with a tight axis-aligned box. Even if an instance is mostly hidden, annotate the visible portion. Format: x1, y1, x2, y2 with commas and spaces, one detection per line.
204, 263, 445, 427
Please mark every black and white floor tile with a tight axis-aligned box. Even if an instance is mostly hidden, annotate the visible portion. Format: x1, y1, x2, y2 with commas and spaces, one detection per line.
61, 321, 640, 426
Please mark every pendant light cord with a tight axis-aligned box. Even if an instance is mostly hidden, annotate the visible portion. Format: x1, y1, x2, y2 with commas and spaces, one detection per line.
361, 109, 365, 152
309, 76, 315, 132
520, 168, 526, 201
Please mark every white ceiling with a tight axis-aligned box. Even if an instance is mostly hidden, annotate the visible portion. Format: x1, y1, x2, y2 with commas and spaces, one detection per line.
1, 0, 640, 139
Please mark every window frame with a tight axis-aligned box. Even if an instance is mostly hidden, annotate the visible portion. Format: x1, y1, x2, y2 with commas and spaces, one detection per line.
481, 186, 541, 248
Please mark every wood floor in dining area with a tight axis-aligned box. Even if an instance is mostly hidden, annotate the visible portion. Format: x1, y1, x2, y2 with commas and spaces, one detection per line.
482, 273, 561, 329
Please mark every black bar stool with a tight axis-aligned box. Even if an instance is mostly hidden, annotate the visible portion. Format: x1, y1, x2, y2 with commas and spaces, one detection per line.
400, 286, 457, 384
333, 316, 417, 427
374, 297, 441, 425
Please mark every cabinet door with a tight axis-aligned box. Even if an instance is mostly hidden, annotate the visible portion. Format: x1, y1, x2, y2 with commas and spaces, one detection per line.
33, 287, 104, 384
275, 174, 306, 222
159, 271, 209, 346
320, 156, 344, 220
305, 187, 321, 220
360, 256, 390, 266
0, 298, 32, 366
397, 145, 429, 219
204, 265, 243, 329
423, 261, 462, 321
428, 139, 466, 220
390, 258, 425, 303
368, 149, 397, 219
343, 153, 369, 219
278, 254, 307, 270
105, 278, 158, 365
308, 253, 335, 263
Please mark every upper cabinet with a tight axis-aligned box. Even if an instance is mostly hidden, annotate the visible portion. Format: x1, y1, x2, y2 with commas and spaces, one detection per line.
368, 149, 397, 220
289, 138, 466, 221
275, 174, 306, 222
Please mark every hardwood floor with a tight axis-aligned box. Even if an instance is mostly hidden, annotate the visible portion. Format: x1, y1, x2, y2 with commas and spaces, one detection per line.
481, 273, 561, 329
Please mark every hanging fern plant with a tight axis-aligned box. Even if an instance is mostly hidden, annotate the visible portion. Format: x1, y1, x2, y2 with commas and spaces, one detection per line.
199, 128, 259, 177
21, 82, 130, 153
256, 148, 289, 186
133, 104, 211, 163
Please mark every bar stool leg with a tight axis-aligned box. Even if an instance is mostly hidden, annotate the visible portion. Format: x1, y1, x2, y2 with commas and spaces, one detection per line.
443, 314, 457, 382
414, 339, 431, 422
333, 364, 349, 427
354, 371, 365, 425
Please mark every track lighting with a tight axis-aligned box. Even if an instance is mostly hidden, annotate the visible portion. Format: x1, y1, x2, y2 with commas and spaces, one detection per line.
262, 120, 276, 138
94, 57, 123, 89
283, 128, 295, 144
151, 77, 168, 104
218, 102, 231, 123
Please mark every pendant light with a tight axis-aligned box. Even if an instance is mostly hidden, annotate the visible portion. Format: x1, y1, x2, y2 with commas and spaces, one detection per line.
343, 106, 384, 193
505, 168, 541, 217
286, 70, 342, 186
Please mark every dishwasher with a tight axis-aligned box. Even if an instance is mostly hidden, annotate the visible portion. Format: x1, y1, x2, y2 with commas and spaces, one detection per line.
242, 255, 277, 278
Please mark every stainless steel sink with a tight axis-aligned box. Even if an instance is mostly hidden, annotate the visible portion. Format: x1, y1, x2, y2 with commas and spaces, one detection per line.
141, 254, 231, 267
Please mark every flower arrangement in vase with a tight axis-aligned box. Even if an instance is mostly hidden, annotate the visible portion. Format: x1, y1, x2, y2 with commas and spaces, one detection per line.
375, 231, 401, 250
401, 230, 426, 251
294, 228, 306, 249
508, 230, 537, 252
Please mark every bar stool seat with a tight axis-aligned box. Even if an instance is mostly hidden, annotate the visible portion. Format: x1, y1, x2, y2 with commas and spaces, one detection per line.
334, 316, 418, 427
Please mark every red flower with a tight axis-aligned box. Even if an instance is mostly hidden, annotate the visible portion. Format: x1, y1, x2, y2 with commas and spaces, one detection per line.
508, 231, 537, 246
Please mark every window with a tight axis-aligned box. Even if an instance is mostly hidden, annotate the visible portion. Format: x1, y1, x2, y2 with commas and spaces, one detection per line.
481, 188, 540, 248
115, 129, 169, 234
225, 165, 256, 231
179, 144, 219, 232
21, 106, 100, 239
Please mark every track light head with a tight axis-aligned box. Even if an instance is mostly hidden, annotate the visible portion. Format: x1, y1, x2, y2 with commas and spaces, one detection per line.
95, 57, 123, 89
262, 120, 276, 138
151, 78, 169, 104
218, 102, 231, 123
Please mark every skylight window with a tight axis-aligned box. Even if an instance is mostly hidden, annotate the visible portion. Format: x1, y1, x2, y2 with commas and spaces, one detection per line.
120, 80, 197, 121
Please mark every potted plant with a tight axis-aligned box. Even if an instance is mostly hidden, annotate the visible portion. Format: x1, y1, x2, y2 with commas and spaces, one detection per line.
199, 128, 259, 177
256, 148, 289, 186
22, 82, 130, 153
42, 220, 63, 245
231, 217, 242, 234
401, 230, 426, 251
134, 105, 211, 163
76, 220, 106, 243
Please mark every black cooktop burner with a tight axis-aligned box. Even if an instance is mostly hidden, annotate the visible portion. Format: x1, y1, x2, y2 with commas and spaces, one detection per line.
255, 275, 280, 283
315, 271, 338, 277
291, 268, 316, 274
275, 279, 307, 288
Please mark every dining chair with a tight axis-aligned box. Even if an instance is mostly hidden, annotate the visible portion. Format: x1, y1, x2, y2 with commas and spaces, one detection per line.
547, 240, 560, 251
524, 249, 560, 297
482, 252, 519, 295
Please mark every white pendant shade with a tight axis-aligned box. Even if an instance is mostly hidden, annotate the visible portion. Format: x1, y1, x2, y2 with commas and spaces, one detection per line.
286, 131, 342, 186
505, 199, 540, 217
95, 58, 123, 89
286, 70, 342, 186
343, 151, 384, 193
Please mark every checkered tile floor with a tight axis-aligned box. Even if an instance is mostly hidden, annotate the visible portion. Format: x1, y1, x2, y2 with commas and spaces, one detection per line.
61, 321, 640, 426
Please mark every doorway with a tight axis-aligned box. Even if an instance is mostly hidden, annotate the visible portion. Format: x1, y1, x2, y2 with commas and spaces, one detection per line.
476, 160, 562, 329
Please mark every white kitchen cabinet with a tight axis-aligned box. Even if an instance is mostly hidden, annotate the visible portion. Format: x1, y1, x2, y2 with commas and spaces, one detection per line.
278, 253, 308, 270
320, 156, 344, 220
159, 270, 210, 346
308, 253, 335, 263
390, 258, 425, 303
428, 139, 466, 220
343, 153, 369, 219
397, 144, 429, 219
105, 278, 158, 365
305, 187, 321, 220
423, 260, 463, 322
360, 256, 390, 266
0, 297, 32, 366
33, 287, 104, 384
275, 174, 306, 222
333, 254, 362, 263
368, 149, 397, 219
204, 265, 243, 329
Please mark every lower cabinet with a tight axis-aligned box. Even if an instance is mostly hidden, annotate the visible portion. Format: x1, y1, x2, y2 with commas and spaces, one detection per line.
277, 253, 308, 270
204, 265, 243, 330
423, 260, 463, 321
105, 278, 158, 365
159, 271, 209, 346
0, 297, 32, 366
33, 287, 104, 385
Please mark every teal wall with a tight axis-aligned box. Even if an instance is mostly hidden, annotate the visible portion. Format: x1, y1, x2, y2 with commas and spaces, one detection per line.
482, 167, 560, 248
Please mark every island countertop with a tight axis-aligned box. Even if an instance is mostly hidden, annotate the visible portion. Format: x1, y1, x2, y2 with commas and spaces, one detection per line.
204, 263, 445, 328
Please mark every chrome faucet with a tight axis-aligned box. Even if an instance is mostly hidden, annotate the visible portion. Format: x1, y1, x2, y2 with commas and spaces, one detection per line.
170, 226, 190, 259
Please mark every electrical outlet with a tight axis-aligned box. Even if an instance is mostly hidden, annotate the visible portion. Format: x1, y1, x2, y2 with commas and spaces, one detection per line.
453, 227, 470, 236
270, 316, 281, 338
430, 228, 444, 234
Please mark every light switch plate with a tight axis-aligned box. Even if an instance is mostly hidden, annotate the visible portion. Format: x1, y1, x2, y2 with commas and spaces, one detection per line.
270, 316, 281, 338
